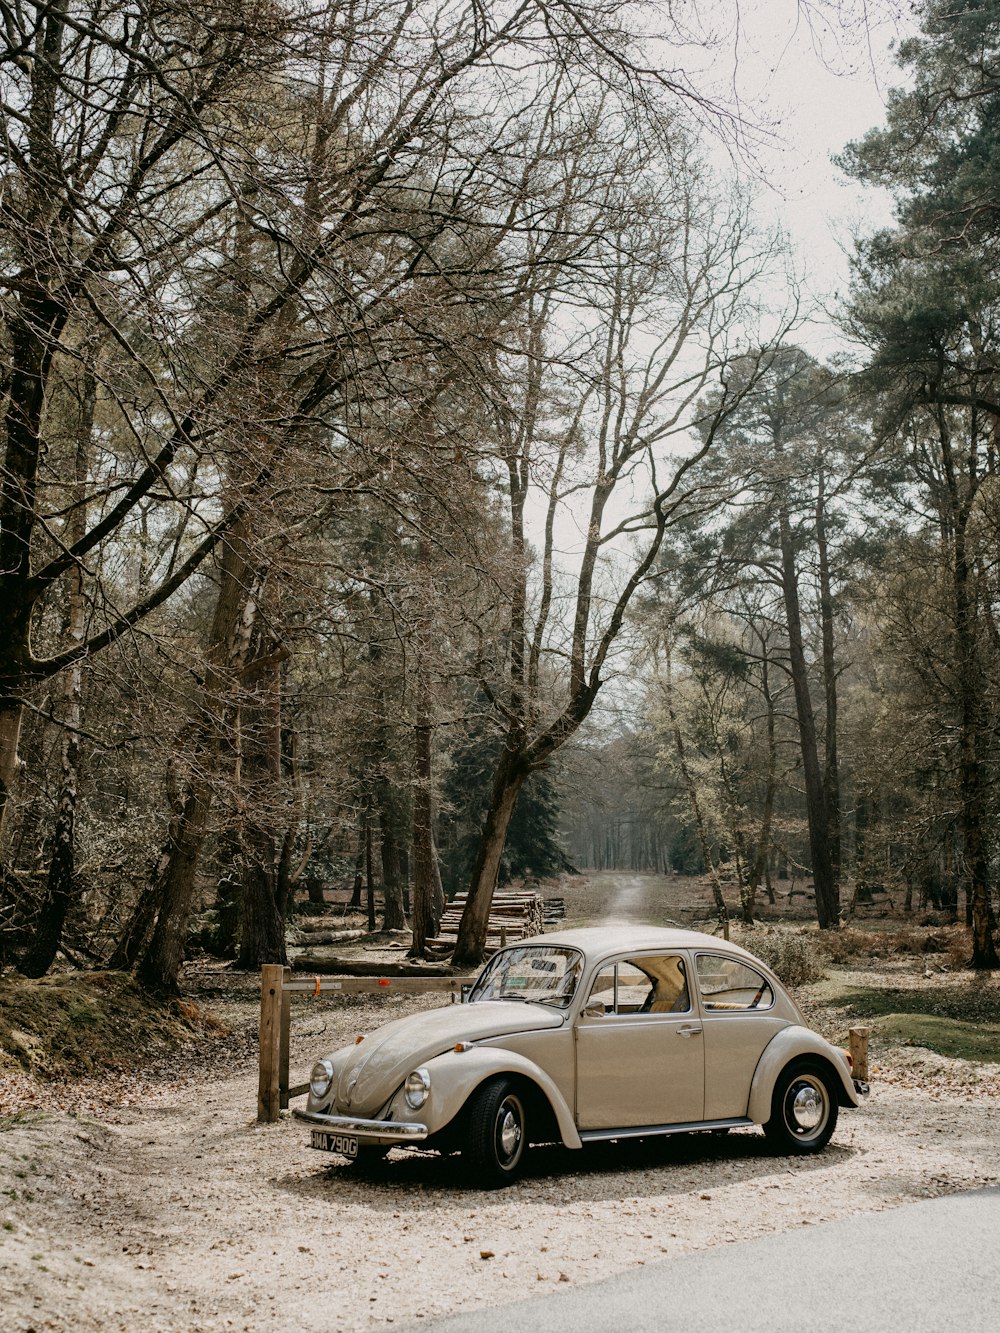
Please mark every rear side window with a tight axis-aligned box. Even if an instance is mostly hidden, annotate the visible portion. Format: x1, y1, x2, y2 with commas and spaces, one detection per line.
696, 954, 773, 1012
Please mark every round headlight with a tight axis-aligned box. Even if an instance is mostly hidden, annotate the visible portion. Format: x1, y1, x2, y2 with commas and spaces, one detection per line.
404, 1068, 431, 1110
310, 1058, 335, 1100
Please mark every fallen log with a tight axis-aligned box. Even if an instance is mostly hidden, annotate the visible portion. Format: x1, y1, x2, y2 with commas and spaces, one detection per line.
287, 928, 366, 946
289, 955, 457, 977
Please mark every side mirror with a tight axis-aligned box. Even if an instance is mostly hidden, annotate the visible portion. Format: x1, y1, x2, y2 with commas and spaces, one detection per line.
581, 1001, 606, 1019
461, 983, 473, 1004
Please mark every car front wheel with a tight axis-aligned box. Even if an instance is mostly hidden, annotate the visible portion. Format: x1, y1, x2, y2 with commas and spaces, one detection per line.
764, 1061, 838, 1154
465, 1078, 528, 1187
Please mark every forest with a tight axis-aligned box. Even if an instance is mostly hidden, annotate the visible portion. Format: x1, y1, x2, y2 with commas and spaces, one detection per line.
1, 0, 999, 991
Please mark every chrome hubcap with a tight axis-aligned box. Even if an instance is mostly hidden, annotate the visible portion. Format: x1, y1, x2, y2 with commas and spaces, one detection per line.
498, 1104, 522, 1159
790, 1081, 824, 1132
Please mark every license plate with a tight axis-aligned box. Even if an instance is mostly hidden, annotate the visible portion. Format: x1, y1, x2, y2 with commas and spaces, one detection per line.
310, 1129, 359, 1158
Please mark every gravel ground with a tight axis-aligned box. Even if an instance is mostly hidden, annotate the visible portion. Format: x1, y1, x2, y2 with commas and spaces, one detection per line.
3, 976, 1000, 1333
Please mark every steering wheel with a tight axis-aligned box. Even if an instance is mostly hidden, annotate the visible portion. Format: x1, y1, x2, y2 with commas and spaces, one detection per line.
748, 981, 768, 1009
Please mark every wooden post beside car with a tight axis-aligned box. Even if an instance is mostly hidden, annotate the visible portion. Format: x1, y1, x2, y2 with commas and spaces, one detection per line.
258, 963, 285, 1124
256, 967, 464, 1124
849, 1026, 870, 1083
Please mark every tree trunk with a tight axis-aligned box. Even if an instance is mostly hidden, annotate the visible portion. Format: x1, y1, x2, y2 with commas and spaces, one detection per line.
778, 495, 839, 929
236, 642, 288, 969
452, 752, 528, 967
953, 513, 998, 967
409, 716, 438, 957
365, 807, 376, 933
0, 286, 69, 840
109, 876, 160, 972
19, 363, 93, 977
936, 417, 997, 966
275, 826, 297, 924
237, 825, 286, 968
349, 817, 364, 908
745, 647, 778, 918
19, 676, 81, 977
430, 828, 445, 923
214, 829, 242, 957
0, 701, 25, 847
669, 718, 728, 938
378, 780, 406, 932
816, 469, 842, 895
136, 521, 253, 991
135, 778, 214, 991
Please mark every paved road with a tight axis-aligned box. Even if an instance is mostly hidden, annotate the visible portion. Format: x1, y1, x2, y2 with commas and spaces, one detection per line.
422, 1188, 1000, 1333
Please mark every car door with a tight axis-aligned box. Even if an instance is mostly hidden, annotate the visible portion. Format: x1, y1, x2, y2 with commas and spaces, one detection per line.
694, 952, 789, 1120
575, 954, 704, 1130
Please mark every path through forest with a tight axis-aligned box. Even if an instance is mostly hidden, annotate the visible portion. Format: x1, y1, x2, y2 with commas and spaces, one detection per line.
561, 870, 700, 929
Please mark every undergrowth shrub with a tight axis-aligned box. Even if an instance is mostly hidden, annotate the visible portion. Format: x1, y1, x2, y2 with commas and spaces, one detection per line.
821, 925, 971, 966
735, 929, 825, 986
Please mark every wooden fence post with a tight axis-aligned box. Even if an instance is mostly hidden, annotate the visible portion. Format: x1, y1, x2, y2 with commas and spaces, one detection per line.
258, 964, 285, 1124
849, 1025, 870, 1082
279, 966, 292, 1110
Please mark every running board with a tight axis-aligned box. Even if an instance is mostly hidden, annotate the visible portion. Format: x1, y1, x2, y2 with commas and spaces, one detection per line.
579, 1117, 754, 1143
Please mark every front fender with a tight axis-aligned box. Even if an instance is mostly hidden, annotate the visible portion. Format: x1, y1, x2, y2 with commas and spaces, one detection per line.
385, 1046, 582, 1149
748, 1027, 859, 1124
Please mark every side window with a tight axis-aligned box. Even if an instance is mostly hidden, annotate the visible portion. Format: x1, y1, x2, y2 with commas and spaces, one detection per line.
587, 966, 617, 1012
696, 954, 773, 1012
641, 954, 691, 1013
585, 956, 690, 1015
615, 962, 653, 1011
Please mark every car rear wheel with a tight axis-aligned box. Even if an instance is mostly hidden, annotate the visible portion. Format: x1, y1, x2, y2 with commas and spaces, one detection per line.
464, 1078, 528, 1188
764, 1061, 838, 1154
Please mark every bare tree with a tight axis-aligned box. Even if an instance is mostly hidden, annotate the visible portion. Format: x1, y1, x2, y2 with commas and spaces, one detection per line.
452, 144, 777, 964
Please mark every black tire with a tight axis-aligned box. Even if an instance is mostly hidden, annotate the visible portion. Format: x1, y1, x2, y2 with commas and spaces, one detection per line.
464, 1078, 528, 1187
764, 1060, 839, 1154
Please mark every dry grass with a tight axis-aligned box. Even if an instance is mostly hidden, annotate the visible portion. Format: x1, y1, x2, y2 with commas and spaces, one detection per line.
820, 924, 971, 968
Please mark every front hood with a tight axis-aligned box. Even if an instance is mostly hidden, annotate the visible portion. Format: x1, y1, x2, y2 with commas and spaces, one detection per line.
333, 1001, 563, 1116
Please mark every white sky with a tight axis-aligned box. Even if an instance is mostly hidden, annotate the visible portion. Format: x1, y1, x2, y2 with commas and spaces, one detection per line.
708, 1, 908, 356
528, 3, 914, 685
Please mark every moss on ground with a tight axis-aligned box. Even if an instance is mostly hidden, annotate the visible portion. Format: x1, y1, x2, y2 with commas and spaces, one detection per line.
875, 1014, 1000, 1063
0, 971, 227, 1077
836, 981, 1000, 1027
806, 976, 1000, 1063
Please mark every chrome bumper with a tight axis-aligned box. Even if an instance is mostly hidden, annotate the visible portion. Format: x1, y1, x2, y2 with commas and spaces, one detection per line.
293, 1108, 428, 1142
854, 1079, 871, 1098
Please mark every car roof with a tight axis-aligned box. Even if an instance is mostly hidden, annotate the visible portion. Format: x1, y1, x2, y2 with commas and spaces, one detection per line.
517, 925, 763, 964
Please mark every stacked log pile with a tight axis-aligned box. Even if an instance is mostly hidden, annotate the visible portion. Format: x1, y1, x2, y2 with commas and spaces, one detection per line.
543, 896, 566, 925
426, 890, 545, 957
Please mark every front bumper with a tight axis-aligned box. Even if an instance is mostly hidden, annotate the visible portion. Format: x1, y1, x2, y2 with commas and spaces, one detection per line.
293, 1108, 429, 1142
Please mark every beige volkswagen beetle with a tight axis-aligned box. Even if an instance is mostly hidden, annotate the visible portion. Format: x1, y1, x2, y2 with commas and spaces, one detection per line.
297, 927, 867, 1187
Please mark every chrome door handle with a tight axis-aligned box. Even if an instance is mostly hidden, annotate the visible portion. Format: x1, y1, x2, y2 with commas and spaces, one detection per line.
676, 1024, 703, 1038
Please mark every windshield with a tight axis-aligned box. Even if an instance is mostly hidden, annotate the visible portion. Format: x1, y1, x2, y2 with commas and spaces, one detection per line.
468, 945, 583, 1009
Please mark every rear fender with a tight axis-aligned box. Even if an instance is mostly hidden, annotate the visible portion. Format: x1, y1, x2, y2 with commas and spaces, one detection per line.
385, 1046, 582, 1149
748, 1027, 859, 1123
